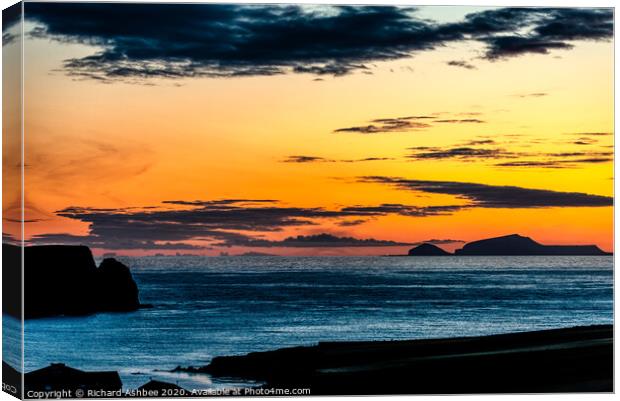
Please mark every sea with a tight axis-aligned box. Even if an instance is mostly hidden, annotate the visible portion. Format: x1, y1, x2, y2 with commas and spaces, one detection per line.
3, 255, 614, 390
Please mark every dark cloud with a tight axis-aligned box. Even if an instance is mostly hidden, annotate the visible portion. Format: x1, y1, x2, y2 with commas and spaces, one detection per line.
572, 137, 598, 145
336, 219, 368, 227
408, 146, 436, 150
573, 157, 613, 163
462, 139, 496, 145
405, 143, 612, 167
414, 238, 464, 245
434, 119, 486, 123
476, 8, 612, 59
2, 32, 16, 45
485, 36, 572, 60
222, 234, 463, 248
532, 7, 614, 41
282, 155, 394, 163
567, 132, 612, 136
515, 92, 548, 98
373, 116, 435, 121
23, 4, 613, 81
25, 4, 442, 80
294, 63, 368, 76
494, 161, 567, 168
446, 60, 476, 70
283, 155, 329, 163
32, 199, 466, 251
3, 218, 45, 223
342, 157, 394, 162
30, 234, 207, 250
2, 3, 21, 45
340, 203, 463, 217
361, 176, 613, 208
334, 114, 486, 134
407, 146, 515, 161
161, 199, 278, 206
334, 116, 431, 134
54, 201, 366, 237
2, 3, 21, 30
496, 151, 613, 168
547, 151, 613, 157
217, 233, 413, 248
36, 202, 332, 250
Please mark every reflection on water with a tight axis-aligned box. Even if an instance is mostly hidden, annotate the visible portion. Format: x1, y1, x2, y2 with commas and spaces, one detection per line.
23, 256, 613, 390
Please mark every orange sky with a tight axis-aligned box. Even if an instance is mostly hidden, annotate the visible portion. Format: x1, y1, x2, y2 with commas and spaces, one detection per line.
2, 5, 614, 255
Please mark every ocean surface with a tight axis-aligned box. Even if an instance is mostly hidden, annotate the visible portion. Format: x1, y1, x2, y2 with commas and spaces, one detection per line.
4, 255, 614, 390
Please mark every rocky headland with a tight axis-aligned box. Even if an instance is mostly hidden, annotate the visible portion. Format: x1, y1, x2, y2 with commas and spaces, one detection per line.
3, 244, 143, 319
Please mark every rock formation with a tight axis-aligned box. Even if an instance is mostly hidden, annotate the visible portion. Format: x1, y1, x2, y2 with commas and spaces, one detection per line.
407, 243, 451, 256
3, 244, 141, 319
455, 234, 609, 256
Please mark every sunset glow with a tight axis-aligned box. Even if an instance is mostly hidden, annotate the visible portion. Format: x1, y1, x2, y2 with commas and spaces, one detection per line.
4, 4, 613, 255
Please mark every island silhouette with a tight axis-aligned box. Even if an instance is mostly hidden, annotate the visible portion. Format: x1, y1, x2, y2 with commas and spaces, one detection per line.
408, 243, 451, 256
408, 234, 610, 256
4, 234, 609, 319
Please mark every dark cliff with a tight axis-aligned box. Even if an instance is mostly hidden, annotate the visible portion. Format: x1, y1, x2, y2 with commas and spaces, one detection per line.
455, 234, 608, 256
3, 244, 141, 319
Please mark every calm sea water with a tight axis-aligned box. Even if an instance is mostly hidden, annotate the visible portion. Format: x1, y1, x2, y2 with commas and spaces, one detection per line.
5, 256, 614, 390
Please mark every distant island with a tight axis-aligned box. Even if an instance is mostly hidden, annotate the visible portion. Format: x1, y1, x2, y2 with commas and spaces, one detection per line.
234, 251, 279, 257
408, 234, 610, 256
408, 243, 451, 256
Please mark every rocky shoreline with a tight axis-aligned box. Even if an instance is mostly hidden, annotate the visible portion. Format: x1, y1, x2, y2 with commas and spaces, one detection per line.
175, 324, 613, 394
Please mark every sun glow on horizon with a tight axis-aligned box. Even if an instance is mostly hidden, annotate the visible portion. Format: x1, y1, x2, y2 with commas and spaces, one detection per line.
3, 4, 613, 255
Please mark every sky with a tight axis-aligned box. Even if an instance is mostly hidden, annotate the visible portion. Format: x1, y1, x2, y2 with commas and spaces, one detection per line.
2, 3, 614, 256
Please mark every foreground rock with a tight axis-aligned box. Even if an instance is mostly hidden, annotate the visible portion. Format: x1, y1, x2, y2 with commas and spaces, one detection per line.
25, 363, 121, 393
408, 243, 450, 256
455, 234, 609, 255
179, 325, 612, 394
3, 244, 142, 319
138, 379, 187, 392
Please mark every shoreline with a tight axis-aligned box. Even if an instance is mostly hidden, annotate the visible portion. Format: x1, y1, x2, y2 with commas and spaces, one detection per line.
176, 324, 613, 394
10, 324, 613, 396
